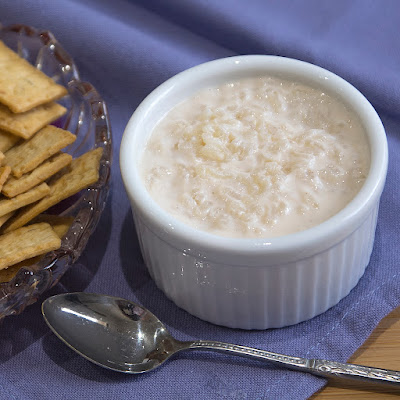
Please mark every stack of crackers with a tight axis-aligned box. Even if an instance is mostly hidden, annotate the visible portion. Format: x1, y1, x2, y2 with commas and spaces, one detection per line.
0, 40, 103, 282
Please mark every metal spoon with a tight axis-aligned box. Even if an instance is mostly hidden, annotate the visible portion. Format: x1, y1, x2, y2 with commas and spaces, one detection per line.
42, 292, 400, 385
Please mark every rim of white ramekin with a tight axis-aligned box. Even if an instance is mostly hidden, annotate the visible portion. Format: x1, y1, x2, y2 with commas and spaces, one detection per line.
120, 55, 388, 266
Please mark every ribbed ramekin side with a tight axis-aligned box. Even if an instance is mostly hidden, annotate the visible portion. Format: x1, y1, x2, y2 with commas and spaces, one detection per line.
133, 204, 379, 329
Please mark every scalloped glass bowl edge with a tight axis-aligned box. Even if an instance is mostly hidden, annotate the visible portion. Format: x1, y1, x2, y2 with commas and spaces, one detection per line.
0, 24, 112, 319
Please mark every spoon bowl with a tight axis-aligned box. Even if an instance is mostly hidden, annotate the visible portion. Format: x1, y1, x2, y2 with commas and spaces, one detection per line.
42, 292, 400, 385
42, 292, 178, 373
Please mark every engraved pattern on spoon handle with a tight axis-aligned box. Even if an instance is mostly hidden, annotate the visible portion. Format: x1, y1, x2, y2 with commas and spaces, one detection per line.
187, 340, 308, 370
187, 341, 400, 385
309, 359, 400, 385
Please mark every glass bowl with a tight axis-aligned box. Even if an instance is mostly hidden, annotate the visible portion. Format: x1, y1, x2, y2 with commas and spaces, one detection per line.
0, 24, 112, 318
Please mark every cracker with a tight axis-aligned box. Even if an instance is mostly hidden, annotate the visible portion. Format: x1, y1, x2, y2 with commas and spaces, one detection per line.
0, 102, 67, 139
0, 256, 41, 283
0, 165, 11, 191
0, 151, 4, 165
5, 125, 76, 178
0, 216, 73, 282
3, 148, 103, 232
32, 214, 74, 238
0, 41, 68, 113
0, 222, 61, 270
0, 211, 14, 228
0, 182, 50, 218
2, 152, 72, 198
0, 129, 20, 153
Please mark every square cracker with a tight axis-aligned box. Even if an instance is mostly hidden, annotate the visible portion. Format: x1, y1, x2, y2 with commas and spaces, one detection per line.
0, 182, 50, 218
32, 214, 75, 239
5, 125, 76, 178
0, 41, 68, 113
3, 147, 103, 232
0, 255, 42, 283
0, 211, 14, 228
0, 222, 61, 270
0, 102, 67, 139
0, 129, 20, 153
0, 165, 11, 191
2, 152, 72, 198
0, 215, 73, 282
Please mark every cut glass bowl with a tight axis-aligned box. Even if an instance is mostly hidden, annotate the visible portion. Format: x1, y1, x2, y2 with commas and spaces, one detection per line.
0, 24, 112, 318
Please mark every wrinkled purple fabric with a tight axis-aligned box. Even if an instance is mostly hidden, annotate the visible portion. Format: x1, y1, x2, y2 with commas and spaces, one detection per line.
1, 1, 399, 399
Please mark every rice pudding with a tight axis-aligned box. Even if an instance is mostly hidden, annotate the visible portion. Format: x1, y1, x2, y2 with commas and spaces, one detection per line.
140, 76, 370, 238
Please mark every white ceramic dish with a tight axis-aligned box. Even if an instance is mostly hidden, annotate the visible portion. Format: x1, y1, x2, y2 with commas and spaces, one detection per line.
120, 56, 388, 329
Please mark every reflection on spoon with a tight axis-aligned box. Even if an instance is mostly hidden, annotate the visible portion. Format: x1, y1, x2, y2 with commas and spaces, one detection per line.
42, 292, 400, 385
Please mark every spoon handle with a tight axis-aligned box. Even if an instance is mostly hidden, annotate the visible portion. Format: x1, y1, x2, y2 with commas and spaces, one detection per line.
186, 340, 400, 385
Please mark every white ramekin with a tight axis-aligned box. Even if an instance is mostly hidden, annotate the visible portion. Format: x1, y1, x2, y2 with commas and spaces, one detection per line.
120, 56, 388, 329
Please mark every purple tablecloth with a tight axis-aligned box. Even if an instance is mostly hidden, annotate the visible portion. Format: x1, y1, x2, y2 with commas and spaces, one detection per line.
1, 1, 400, 399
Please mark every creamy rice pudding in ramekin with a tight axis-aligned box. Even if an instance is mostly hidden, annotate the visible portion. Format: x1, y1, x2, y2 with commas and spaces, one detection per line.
120, 56, 387, 329
141, 76, 369, 239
